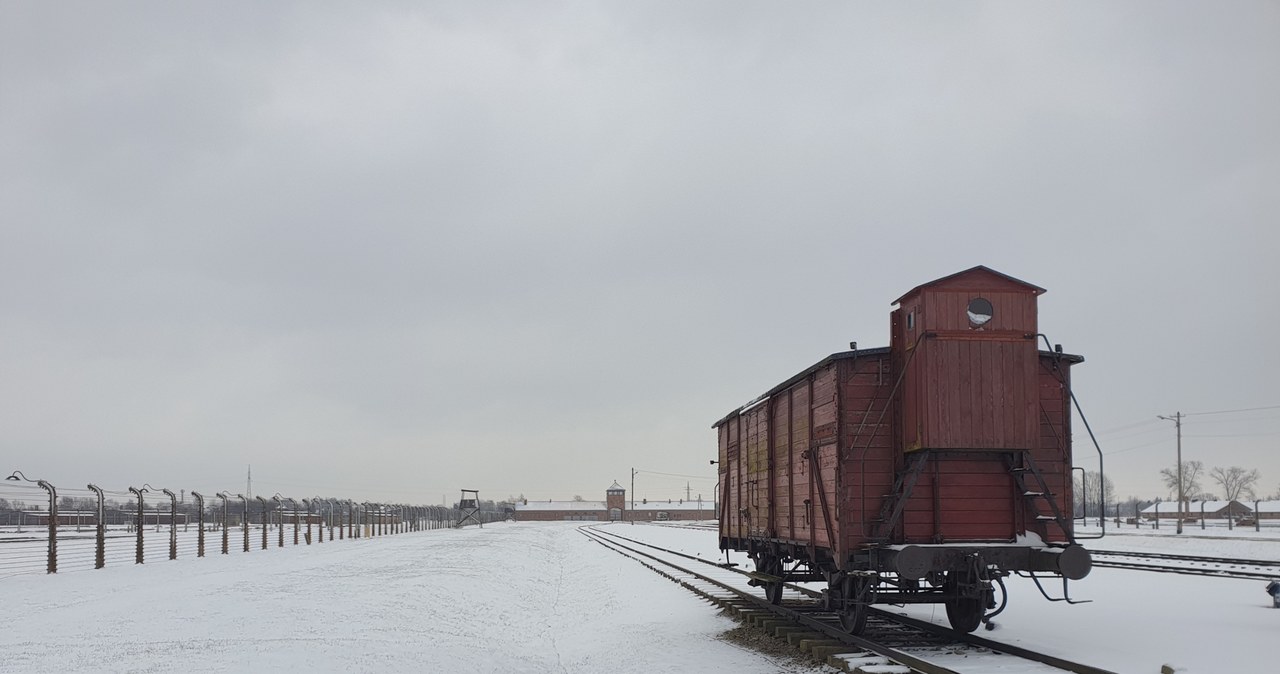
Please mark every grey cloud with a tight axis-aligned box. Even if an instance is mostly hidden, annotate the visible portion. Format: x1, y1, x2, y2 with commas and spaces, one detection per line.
2, 1, 1277, 503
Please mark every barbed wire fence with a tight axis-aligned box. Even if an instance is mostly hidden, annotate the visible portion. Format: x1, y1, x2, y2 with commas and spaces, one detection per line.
0, 473, 504, 579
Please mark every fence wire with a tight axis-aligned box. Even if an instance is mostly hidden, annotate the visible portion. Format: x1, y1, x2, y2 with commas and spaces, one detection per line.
1, 478, 503, 579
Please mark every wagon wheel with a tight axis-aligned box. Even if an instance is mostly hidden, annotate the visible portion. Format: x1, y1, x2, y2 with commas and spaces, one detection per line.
754, 555, 784, 605
837, 576, 870, 634
943, 570, 987, 634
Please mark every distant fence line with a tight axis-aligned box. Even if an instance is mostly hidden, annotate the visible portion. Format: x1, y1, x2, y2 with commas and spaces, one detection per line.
0, 474, 503, 578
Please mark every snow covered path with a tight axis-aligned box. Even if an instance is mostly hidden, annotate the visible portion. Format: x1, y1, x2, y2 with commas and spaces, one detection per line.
3, 521, 815, 673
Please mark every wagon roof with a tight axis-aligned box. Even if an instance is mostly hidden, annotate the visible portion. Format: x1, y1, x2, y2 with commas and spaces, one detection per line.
712, 347, 888, 428
892, 265, 1046, 305
711, 346, 1082, 428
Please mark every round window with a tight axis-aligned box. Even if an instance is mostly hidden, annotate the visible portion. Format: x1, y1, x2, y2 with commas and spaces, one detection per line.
967, 298, 993, 327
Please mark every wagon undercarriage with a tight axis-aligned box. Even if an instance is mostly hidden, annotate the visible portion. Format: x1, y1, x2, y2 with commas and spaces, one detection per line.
737, 538, 1090, 633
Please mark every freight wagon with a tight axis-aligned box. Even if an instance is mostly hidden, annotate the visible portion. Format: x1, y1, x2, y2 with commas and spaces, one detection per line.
714, 266, 1097, 633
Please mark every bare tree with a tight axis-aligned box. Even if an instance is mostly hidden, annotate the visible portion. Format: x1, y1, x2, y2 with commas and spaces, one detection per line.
1209, 466, 1260, 502
1160, 460, 1204, 501
1073, 470, 1115, 518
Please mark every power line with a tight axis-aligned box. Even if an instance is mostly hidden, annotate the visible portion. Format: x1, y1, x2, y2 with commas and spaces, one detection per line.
1104, 438, 1170, 456
1097, 425, 1168, 443
1184, 404, 1280, 416
1185, 414, 1280, 425
1096, 418, 1162, 435
1184, 431, 1280, 439
632, 469, 715, 480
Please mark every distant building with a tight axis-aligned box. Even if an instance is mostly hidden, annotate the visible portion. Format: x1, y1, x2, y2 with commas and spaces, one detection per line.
1254, 501, 1280, 520
511, 482, 714, 522
1140, 500, 1251, 521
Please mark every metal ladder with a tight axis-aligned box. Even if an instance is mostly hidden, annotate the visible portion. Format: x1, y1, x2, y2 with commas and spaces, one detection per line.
869, 450, 931, 544
1007, 453, 1076, 545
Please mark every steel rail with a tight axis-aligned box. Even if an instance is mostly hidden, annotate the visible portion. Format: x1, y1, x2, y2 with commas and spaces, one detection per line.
1091, 549, 1280, 568
1090, 560, 1277, 581
587, 525, 1119, 674
580, 526, 963, 674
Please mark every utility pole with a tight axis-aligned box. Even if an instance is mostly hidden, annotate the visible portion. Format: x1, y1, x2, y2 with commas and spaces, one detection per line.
630, 468, 636, 525
1158, 412, 1184, 535
246, 465, 252, 501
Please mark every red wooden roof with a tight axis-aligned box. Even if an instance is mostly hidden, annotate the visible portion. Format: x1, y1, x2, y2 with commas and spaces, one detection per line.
892, 265, 1046, 305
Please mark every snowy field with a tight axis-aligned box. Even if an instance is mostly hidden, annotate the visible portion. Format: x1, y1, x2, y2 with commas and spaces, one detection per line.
5, 520, 1278, 673
2, 521, 823, 674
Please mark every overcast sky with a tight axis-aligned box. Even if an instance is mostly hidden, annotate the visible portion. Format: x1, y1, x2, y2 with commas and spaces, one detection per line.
2, 2, 1277, 507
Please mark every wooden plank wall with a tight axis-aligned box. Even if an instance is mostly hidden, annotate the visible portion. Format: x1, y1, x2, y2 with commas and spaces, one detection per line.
877, 354, 1077, 545
839, 354, 896, 552
916, 337, 1040, 449
744, 406, 769, 538
1032, 354, 1074, 542
900, 287, 1041, 452
810, 366, 840, 551
717, 416, 743, 540
903, 458, 1017, 541
788, 379, 812, 544
771, 392, 792, 541
922, 289, 1037, 333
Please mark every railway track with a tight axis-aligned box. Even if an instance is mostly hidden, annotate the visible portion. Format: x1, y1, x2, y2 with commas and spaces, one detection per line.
581, 524, 1117, 674
1090, 549, 1280, 581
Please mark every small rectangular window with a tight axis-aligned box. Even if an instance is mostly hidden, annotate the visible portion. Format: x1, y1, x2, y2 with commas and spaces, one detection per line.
907, 311, 915, 330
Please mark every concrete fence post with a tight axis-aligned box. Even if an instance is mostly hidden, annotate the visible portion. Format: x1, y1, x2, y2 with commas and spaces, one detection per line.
162, 489, 178, 560
192, 492, 206, 557
238, 494, 249, 552
128, 486, 147, 564
256, 496, 268, 550
217, 492, 230, 554
88, 483, 106, 569
3, 473, 62, 573
303, 499, 314, 544
273, 495, 285, 547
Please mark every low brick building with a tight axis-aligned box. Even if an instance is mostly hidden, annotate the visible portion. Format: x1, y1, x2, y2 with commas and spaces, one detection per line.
1141, 500, 1253, 521
512, 482, 715, 522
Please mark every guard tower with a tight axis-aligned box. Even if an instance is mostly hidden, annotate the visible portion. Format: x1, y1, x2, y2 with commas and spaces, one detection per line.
456, 489, 483, 528
606, 482, 625, 521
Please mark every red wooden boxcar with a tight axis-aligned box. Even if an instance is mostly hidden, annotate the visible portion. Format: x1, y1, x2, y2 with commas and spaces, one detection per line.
714, 266, 1094, 633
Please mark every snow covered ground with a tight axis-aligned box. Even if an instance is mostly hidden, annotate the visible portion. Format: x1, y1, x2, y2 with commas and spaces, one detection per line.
619, 523, 1280, 674
5, 520, 1278, 673
2, 521, 823, 674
